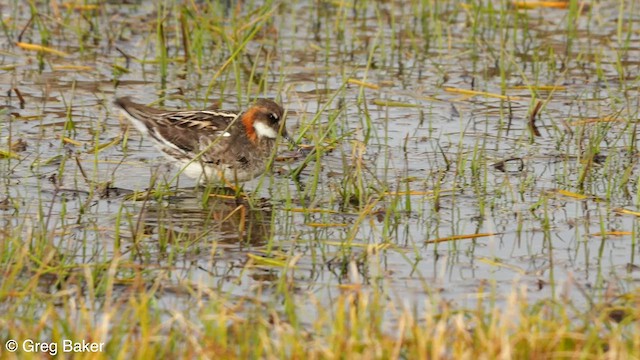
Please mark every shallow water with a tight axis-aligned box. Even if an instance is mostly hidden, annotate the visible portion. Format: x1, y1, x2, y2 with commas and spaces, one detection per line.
1, 0, 640, 329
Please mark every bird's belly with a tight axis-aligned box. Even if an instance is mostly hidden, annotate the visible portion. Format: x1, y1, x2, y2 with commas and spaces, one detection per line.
177, 158, 266, 184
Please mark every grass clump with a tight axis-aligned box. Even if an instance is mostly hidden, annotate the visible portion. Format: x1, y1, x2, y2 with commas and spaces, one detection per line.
2, 247, 639, 359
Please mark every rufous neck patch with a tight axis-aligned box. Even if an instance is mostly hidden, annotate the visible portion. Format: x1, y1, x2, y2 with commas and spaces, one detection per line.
242, 107, 260, 143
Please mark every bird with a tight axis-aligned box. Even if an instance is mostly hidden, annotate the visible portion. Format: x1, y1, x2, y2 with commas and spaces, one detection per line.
114, 97, 291, 185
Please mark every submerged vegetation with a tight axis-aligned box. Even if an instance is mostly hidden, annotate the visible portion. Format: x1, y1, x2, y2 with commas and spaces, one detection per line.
1, 0, 640, 357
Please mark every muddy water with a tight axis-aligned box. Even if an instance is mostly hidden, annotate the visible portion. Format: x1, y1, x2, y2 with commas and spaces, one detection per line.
1, 1, 639, 324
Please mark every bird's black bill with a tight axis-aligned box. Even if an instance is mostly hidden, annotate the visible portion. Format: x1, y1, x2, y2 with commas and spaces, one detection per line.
282, 133, 296, 146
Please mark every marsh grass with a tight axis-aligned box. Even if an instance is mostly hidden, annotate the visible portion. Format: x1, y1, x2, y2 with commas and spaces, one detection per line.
1, 0, 640, 358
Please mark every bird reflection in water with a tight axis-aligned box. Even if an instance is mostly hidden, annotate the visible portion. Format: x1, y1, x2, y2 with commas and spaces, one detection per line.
132, 191, 273, 248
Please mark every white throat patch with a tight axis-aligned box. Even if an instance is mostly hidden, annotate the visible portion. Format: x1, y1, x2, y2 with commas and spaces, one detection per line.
253, 122, 279, 139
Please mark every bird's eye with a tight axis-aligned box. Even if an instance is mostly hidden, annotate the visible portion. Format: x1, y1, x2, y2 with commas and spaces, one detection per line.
268, 113, 279, 122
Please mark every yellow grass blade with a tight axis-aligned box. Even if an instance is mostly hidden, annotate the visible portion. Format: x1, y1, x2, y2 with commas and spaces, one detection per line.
61, 137, 82, 146
125, 191, 157, 201
568, 116, 622, 126
11, 114, 43, 121
112, 64, 130, 74
554, 189, 588, 200
323, 241, 393, 250
247, 254, 287, 267
614, 208, 640, 217
372, 99, 420, 108
308, 43, 323, 52
512, 1, 570, 9
32, 154, 64, 167
329, 0, 354, 7
589, 231, 632, 237
478, 257, 526, 274
511, 1, 590, 10
348, 78, 379, 90
62, 2, 100, 11
87, 136, 122, 154
0, 149, 20, 159
16, 42, 69, 57
426, 233, 498, 244
208, 194, 237, 200
444, 87, 522, 101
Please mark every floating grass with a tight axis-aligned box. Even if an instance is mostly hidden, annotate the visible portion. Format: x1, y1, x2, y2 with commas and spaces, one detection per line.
15, 41, 69, 57
0, 148, 21, 159
426, 232, 499, 244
